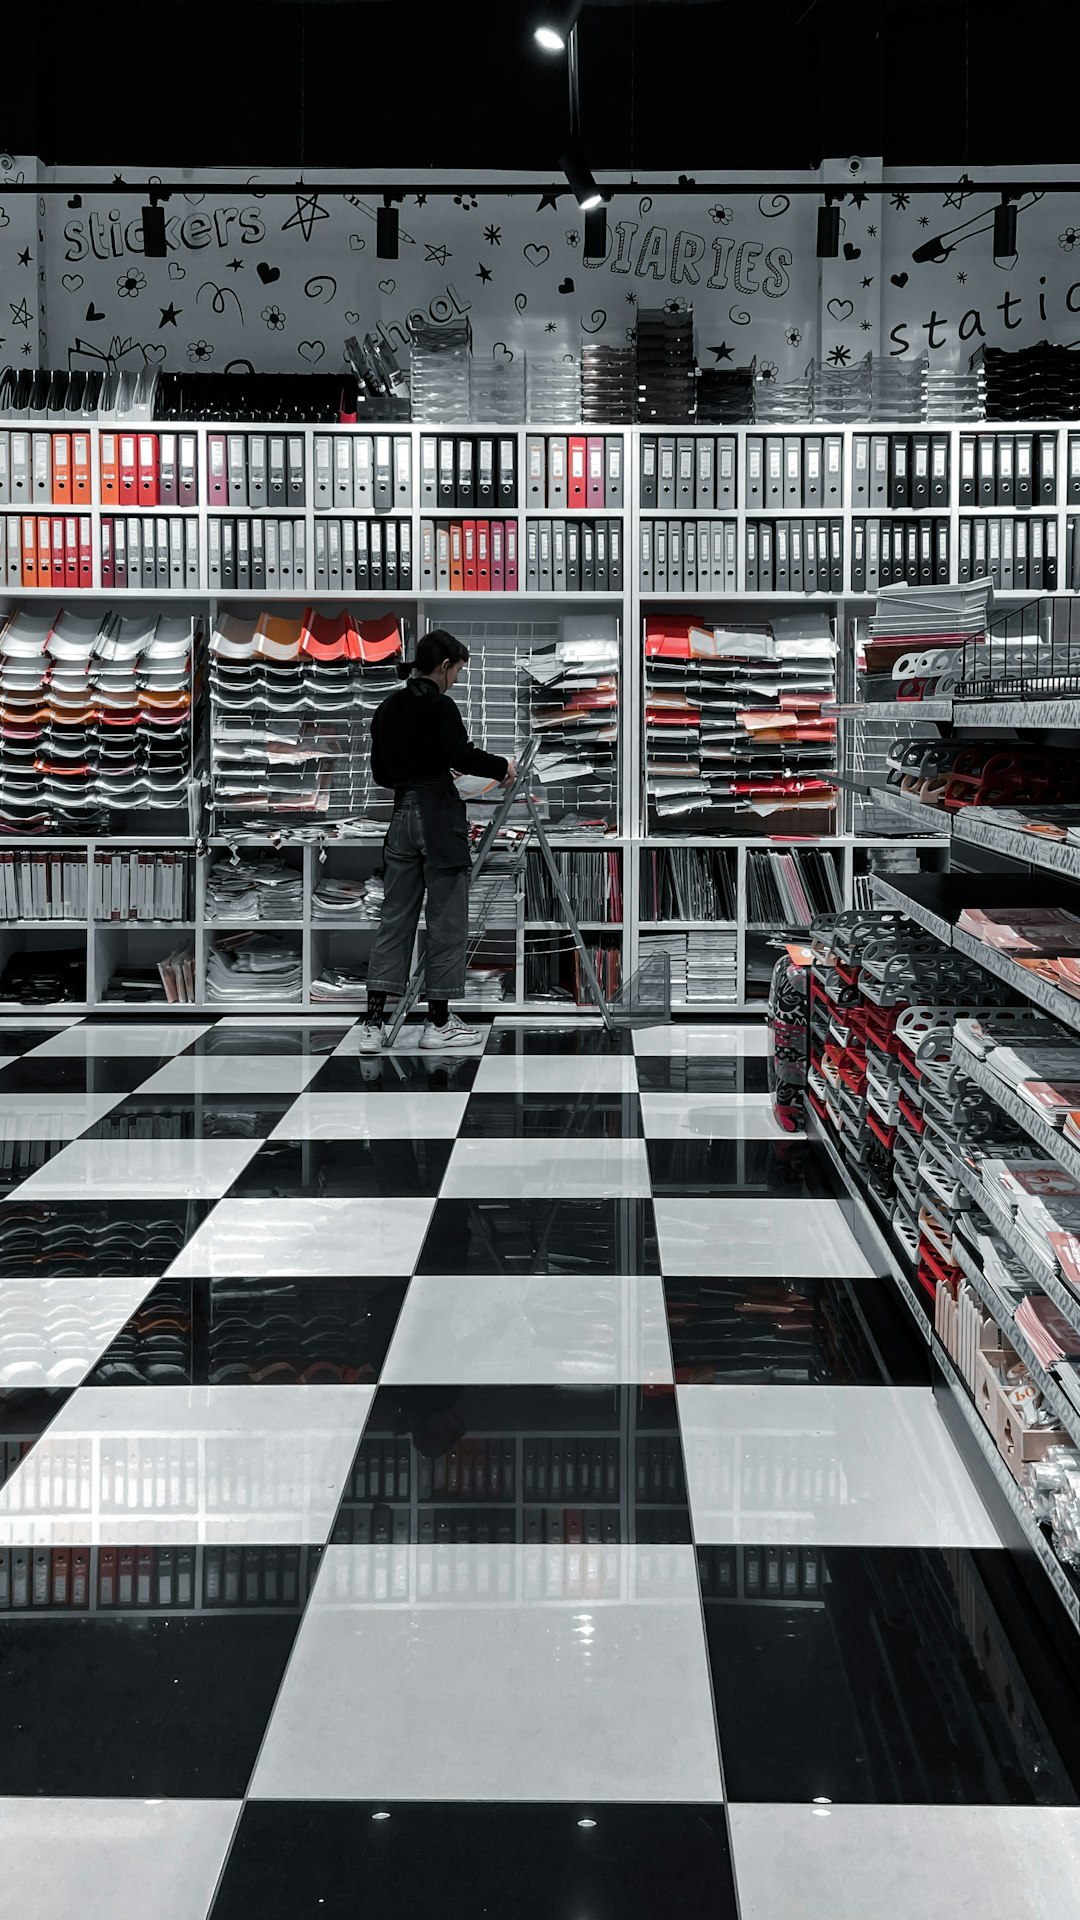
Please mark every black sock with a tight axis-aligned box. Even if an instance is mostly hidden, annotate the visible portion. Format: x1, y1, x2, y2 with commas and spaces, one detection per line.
428, 998, 449, 1027
366, 991, 387, 1022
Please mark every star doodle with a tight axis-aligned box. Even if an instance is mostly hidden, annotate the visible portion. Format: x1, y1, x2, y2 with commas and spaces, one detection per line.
415, 193, 428, 206
708, 341, 733, 362
483, 224, 501, 246
20, 342, 31, 356
861, 275, 874, 288
827, 344, 852, 365
16, 248, 29, 267
536, 189, 561, 212
226, 257, 244, 272
848, 186, 869, 208
860, 319, 873, 331
866, 224, 878, 237
158, 303, 181, 327
9, 299, 31, 329
943, 175, 974, 210
281, 191, 329, 242
475, 261, 492, 283
917, 215, 930, 227
889, 191, 910, 210
545, 321, 557, 332
424, 242, 451, 267
625, 291, 637, 304
957, 270, 968, 283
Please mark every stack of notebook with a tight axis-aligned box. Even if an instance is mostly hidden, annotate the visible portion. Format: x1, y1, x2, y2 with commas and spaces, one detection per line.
205, 854, 304, 923
636, 310, 696, 423
521, 617, 619, 821
581, 346, 636, 424
205, 932, 303, 1004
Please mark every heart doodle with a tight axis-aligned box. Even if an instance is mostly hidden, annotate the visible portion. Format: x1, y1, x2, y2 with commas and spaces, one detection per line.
890, 272, 909, 288
67, 193, 82, 210
183, 192, 205, 206
522, 243, 550, 268
168, 262, 186, 280
298, 339, 325, 364
349, 234, 365, 251
84, 303, 105, 323
826, 298, 854, 322
514, 292, 527, 314
144, 343, 167, 364
256, 262, 281, 285
580, 309, 607, 333
345, 310, 361, 324
492, 342, 514, 362
61, 274, 84, 293
843, 242, 862, 261
558, 277, 575, 295
378, 278, 396, 295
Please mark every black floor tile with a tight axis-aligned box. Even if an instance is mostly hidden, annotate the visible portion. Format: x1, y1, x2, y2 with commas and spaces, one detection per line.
458, 1093, 644, 1140
647, 1139, 833, 1197
310, 1055, 481, 1093
227, 1138, 452, 1199
210, 1802, 738, 1920
663, 1275, 931, 1385
181, 1023, 351, 1057
0, 1058, 162, 1095
342, 1385, 688, 1545
0, 1025, 81, 1056
698, 1543, 1080, 1804
0, 1201, 215, 1277
486, 1026, 636, 1057
0, 1601, 305, 1796
635, 1057, 770, 1094
87, 1276, 408, 1386
81, 1094, 299, 1140
417, 1199, 659, 1274
0, 1388, 71, 1486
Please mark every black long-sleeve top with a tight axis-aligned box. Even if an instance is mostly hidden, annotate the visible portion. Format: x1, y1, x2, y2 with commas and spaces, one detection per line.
370, 674, 509, 791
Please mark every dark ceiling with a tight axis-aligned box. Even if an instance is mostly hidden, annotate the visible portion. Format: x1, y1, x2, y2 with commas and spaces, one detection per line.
7, 0, 1080, 174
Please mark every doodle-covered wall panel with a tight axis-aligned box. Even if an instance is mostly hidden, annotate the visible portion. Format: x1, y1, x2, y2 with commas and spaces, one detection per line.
34, 163, 1080, 384
0, 156, 45, 369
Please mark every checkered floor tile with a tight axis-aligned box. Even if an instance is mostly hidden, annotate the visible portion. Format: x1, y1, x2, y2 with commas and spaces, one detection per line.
0, 1012, 1077, 1920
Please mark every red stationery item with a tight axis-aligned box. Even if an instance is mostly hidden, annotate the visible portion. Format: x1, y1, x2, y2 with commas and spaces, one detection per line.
207, 434, 227, 505
72, 431, 91, 504
37, 517, 52, 589
476, 519, 490, 590
78, 516, 93, 587
63, 516, 78, 588
586, 435, 605, 507
491, 519, 505, 591
449, 522, 463, 590
462, 520, 477, 589
568, 436, 587, 508
505, 520, 518, 591
99, 432, 119, 504
98, 1548, 117, 1607
19, 516, 36, 588
70, 1548, 90, 1609
300, 608, 358, 661
118, 433, 137, 503
137, 434, 160, 506
51, 433, 72, 504
355, 613, 403, 663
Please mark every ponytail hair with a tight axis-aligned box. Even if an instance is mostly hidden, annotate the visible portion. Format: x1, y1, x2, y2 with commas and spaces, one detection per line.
396, 628, 470, 680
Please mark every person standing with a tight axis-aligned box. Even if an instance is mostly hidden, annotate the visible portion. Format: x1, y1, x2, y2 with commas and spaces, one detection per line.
360, 630, 515, 1052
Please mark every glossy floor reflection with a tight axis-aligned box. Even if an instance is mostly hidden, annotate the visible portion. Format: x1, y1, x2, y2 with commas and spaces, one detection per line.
0, 1011, 1075, 1920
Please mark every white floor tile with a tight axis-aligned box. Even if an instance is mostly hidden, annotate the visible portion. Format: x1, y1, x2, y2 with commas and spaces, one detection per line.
250, 1543, 723, 1803
0, 1277, 154, 1385
473, 1055, 639, 1095
729, 1805, 1080, 1920
0, 1383, 374, 1545
678, 1383, 1002, 1547
269, 1091, 468, 1140
633, 1024, 769, 1057
382, 1274, 672, 1385
0, 1058, 15, 1073
0, 1799, 241, 1920
640, 1094, 800, 1140
27, 1024, 212, 1057
6, 1137, 262, 1200
441, 1137, 651, 1199
140, 1056, 325, 1095
654, 1197, 874, 1277
0, 1093, 128, 1141
0, 1017, 82, 1028
166, 1197, 434, 1277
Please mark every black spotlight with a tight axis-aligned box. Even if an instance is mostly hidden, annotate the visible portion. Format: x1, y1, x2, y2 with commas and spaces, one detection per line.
141, 204, 167, 258
816, 201, 840, 259
377, 201, 399, 260
583, 203, 607, 259
561, 137, 603, 211
993, 194, 1017, 261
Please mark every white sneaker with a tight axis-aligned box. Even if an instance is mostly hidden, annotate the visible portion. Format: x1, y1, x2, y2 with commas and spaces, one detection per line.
420, 1013, 483, 1050
357, 1019, 386, 1054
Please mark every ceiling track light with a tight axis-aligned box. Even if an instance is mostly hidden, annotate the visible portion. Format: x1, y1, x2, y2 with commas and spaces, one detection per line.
377, 193, 400, 260
583, 202, 608, 258
994, 191, 1018, 261
561, 137, 603, 211
141, 183, 170, 258
816, 197, 840, 259
534, 0, 585, 52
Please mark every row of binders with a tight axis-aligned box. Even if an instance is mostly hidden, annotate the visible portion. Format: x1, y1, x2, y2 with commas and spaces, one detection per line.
523, 435, 626, 511
99, 431, 199, 507
100, 516, 200, 589
417, 519, 625, 592
2, 514, 93, 589
0, 1542, 323, 1612
310, 433, 412, 511
852, 519, 951, 591
0, 430, 94, 506
0, 850, 192, 921
852, 433, 950, 509
312, 519, 412, 592
641, 434, 738, 510
958, 516, 1059, 589
953, 431, 1059, 507
419, 518, 518, 590
418, 434, 518, 509
746, 519, 843, 593
747, 434, 845, 510
206, 517, 307, 591
640, 519, 737, 593
207, 431, 305, 509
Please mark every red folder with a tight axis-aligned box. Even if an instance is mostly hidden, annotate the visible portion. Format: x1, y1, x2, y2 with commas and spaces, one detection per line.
72, 432, 91, 504
137, 434, 159, 507
99, 432, 119, 505
118, 434, 137, 503
449, 522, 463, 590
568, 436, 587, 508
476, 519, 490, 590
52, 433, 72, 505
78, 516, 93, 587
505, 520, 518, 591
463, 519, 477, 589
63, 515, 78, 588
491, 519, 504, 591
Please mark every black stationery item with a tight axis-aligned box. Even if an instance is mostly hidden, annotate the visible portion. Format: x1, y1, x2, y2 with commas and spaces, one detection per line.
958, 434, 977, 504
889, 436, 910, 510
930, 434, 949, 505
640, 434, 658, 509
455, 437, 474, 509
803, 435, 822, 508
438, 438, 455, 507
977, 436, 996, 505
1037, 431, 1057, 504
476, 437, 495, 508
911, 434, 930, 509
286, 435, 305, 506
498, 435, 517, 505
783, 436, 801, 507
1014, 432, 1033, 508
995, 434, 1015, 507
851, 518, 866, 593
